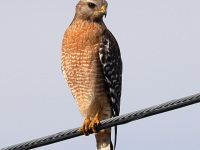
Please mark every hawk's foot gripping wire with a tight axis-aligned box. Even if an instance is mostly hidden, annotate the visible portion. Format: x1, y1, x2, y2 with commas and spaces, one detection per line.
79, 117, 91, 136
89, 112, 101, 133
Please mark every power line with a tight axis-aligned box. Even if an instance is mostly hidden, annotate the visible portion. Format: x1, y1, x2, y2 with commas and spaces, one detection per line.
1, 92, 200, 150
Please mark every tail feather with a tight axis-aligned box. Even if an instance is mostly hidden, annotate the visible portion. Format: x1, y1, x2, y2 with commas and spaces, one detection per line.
113, 126, 117, 150
95, 128, 112, 150
110, 140, 113, 150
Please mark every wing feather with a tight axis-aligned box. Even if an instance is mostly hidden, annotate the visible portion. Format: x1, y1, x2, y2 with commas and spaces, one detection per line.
99, 29, 122, 117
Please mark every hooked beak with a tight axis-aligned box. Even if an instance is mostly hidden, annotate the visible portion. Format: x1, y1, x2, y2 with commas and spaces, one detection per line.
101, 5, 107, 17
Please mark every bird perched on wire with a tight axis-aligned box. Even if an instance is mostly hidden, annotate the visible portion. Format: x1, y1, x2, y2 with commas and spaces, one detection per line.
61, 0, 122, 149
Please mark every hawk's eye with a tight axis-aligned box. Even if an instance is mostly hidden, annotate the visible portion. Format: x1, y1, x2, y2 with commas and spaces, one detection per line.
88, 3, 96, 9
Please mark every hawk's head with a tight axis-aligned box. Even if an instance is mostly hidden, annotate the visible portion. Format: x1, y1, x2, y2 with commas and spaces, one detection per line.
75, 0, 108, 21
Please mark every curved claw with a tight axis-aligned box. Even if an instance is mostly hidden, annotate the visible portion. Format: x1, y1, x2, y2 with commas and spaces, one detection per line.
79, 118, 91, 136
89, 113, 101, 133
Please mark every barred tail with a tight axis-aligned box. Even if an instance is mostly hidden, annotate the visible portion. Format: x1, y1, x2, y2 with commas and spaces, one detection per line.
95, 128, 113, 150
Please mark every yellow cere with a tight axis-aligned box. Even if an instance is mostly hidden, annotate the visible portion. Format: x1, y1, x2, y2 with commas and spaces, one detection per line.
101, 5, 106, 11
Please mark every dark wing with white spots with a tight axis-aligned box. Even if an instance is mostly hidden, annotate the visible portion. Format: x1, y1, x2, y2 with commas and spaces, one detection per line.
99, 29, 122, 117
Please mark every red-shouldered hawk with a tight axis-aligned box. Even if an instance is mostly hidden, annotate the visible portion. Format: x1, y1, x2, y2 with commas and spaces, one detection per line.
61, 0, 122, 149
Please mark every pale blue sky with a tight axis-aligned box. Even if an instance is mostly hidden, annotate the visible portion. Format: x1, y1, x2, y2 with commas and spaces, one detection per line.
0, 0, 200, 150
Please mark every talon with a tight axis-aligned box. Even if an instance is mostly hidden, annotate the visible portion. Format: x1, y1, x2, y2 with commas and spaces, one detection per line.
89, 113, 101, 133
79, 117, 91, 136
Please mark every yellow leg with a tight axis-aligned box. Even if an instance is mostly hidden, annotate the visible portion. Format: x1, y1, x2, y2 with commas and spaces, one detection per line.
89, 112, 101, 133
79, 117, 91, 136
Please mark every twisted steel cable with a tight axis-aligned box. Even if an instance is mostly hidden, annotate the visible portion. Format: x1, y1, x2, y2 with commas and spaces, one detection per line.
1, 92, 200, 150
